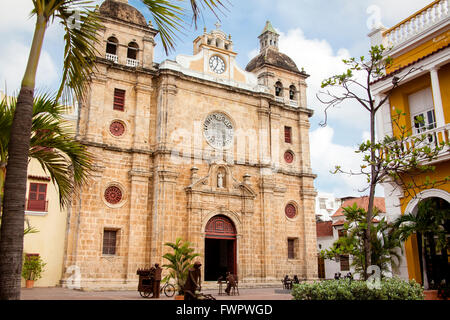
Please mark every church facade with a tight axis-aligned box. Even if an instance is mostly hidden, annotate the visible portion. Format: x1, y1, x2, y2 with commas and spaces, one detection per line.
61, 0, 318, 289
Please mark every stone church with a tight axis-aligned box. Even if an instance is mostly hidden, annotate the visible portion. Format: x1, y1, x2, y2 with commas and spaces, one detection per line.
62, 0, 318, 289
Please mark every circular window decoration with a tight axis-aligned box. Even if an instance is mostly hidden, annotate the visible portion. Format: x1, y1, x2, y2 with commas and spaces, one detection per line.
104, 186, 123, 205
109, 121, 125, 137
285, 203, 297, 219
284, 151, 294, 163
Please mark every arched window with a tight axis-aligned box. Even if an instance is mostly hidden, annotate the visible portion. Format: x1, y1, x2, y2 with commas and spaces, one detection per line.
127, 42, 139, 60
289, 85, 296, 100
106, 37, 118, 55
275, 81, 283, 97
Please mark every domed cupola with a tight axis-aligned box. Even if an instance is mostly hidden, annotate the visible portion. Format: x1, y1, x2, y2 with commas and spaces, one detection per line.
245, 21, 300, 74
99, 0, 148, 27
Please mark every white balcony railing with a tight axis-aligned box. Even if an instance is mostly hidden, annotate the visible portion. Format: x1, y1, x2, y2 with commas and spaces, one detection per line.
288, 100, 298, 107
126, 58, 139, 67
383, 0, 449, 49
401, 124, 450, 159
275, 96, 284, 103
106, 53, 118, 63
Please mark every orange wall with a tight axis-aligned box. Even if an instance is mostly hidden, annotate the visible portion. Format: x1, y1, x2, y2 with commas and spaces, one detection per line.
438, 63, 450, 124
387, 29, 449, 74
389, 74, 431, 136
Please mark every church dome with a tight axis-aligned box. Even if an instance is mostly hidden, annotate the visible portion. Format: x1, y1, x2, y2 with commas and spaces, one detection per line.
99, 0, 148, 27
245, 47, 300, 73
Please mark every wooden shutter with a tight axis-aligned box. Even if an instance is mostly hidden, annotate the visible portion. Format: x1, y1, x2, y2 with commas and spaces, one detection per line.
284, 126, 292, 143
27, 183, 47, 211
113, 89, 125, 111
103, 230, 117, 255
340, 255, 350, 271
288, 239, 295, 259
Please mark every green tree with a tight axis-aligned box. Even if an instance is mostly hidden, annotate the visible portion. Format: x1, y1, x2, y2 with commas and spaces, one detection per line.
392, 198, 449, 288
318, 45, 448, 279
320, 203, 402, 278
162, 238, 200, 295
0, 0, 226, 300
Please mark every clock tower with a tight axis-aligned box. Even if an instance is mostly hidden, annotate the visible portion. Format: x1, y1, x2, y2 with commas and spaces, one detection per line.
173, 22, 254, 84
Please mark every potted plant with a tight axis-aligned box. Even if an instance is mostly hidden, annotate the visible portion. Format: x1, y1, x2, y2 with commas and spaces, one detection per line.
162, 238, 200, 300
22, 254, 46, 288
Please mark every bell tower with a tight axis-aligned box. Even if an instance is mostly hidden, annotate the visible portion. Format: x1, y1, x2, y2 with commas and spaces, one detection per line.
258, 21, 280, 52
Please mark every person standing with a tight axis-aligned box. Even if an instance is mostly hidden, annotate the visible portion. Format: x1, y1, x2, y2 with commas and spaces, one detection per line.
225, 272, 236, 295
152, 263, 162, 298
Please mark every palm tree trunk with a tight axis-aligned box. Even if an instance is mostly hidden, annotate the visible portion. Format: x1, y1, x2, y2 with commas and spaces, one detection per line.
0, 15, 47, 300
417, 232, 424, 286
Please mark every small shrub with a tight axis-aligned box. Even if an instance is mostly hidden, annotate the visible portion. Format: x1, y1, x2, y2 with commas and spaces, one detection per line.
22, 254, 46, 281
291, 278, 424, 300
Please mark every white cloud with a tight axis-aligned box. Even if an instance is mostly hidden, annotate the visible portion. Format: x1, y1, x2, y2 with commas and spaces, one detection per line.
276, 28, 370, 129
0, 41, 58, 93
310, 126, 368, 197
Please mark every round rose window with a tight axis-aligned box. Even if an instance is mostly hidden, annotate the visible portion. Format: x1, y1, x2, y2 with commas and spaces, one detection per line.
285, 203, 297, 219
110, 121, 125, 137
284, 151, 294, 164
104, 186, 123, 204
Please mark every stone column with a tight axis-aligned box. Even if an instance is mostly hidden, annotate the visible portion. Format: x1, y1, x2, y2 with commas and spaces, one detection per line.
132, 82, 153, 150
260, 176, 275, 281
84, 75, 107, 143
142, 36, 156, 69
156, 76, 178, 150
429, 67, 445, 128
150, 167, 178, 264
125, 169, 151, 282
300, 186, 318, 280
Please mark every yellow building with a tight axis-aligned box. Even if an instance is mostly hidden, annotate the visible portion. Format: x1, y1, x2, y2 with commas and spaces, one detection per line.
0, 88, 79, 288
20, 103, 78, 287
369, 0, 449, 288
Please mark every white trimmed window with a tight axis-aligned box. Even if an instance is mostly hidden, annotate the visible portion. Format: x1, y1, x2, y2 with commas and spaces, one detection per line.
408, 88, 436, 135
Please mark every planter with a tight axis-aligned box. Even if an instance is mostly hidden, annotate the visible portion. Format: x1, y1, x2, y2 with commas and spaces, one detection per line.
424, 290, 439, 300
25, 280, 35, 289
174, 295, 184, 300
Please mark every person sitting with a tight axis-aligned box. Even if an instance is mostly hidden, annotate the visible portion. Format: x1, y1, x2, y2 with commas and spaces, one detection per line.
224, 272, 236, 296
283, 275, 292, 289
184, 261, 202, 300
293, 275, 300, 284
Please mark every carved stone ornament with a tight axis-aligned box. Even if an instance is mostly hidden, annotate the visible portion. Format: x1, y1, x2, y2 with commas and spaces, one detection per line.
109, 121, 125, 137
104, 186, 123, 204
285, 203, 297, 219
203, 113, 234, 149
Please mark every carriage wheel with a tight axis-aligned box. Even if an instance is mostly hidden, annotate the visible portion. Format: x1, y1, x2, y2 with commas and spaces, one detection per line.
139, 291, 151, 298
164, 284, 176, 297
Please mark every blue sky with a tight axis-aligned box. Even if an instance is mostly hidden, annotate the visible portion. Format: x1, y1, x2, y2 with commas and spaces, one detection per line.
0, 0, 433, 197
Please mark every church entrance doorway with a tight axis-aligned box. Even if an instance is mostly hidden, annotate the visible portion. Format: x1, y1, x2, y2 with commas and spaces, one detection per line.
204, 215, 237, 281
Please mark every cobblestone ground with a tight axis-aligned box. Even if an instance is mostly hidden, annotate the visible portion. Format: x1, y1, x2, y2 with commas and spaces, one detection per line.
20, 287, 293, 300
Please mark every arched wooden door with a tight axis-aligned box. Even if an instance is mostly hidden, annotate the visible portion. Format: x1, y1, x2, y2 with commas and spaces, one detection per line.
204, 215, 237, 281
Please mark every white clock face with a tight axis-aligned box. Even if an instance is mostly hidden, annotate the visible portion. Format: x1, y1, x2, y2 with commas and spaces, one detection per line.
209, 56, 226, 74
203, 113, 234, 149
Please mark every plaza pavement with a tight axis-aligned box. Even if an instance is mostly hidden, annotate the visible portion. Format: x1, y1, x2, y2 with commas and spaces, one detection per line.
20, 286, 293, 300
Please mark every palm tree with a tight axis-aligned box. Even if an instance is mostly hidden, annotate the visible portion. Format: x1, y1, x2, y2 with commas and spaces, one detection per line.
0, 93, 92, 208
0, 0, 226, 300
162, 238, 200, 296
392, 198, 449, 288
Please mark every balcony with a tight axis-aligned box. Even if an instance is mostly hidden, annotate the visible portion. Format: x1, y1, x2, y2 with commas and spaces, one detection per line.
26, 199, 48, 213
383, 0, 449, 49
126, 58, 139, 67
398, 124, 450, 161
274, 96, 299, 108
106, 53, 118, 63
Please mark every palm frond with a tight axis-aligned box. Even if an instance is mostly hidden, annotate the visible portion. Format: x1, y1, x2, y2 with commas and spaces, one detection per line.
55, 1, 102, 103
142, 0, 185, 54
